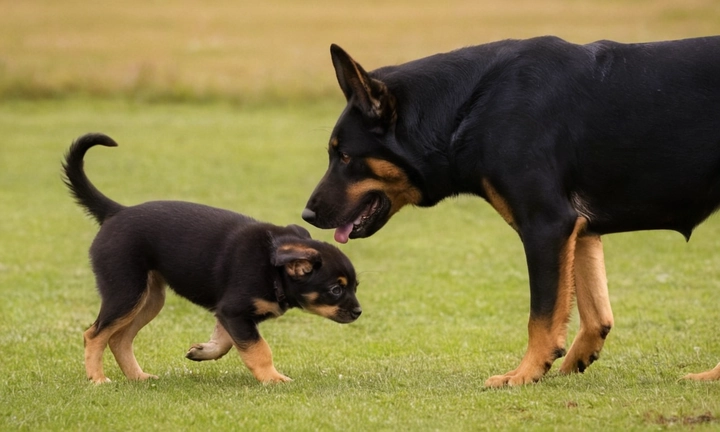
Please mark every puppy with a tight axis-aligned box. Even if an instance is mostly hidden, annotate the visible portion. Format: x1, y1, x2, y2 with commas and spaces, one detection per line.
63, 133, 361, 384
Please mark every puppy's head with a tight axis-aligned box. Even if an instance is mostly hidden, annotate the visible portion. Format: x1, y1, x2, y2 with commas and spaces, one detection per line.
271, 234, 361, 324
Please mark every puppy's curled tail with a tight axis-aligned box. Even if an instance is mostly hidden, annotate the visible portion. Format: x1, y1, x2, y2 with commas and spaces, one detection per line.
62, 133, 124, 225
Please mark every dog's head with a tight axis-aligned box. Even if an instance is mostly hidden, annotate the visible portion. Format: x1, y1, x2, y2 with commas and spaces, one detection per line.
271, 231, 361, 323
302, 44, 424, 244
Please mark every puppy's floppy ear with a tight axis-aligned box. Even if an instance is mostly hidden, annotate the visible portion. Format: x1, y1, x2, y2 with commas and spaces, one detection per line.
271, 239, 322, 279
285, 224, 312, 239
330, 44, 395, 123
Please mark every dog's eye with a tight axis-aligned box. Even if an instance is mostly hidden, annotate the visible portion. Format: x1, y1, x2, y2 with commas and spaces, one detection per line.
330, 285, 343, 296
340, 153, 351, 164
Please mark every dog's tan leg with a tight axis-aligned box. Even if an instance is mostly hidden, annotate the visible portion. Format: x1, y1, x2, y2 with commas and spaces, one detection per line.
84, 324, 113, 384
186, 320, 234, 361
485, 217, 585, 387
560, 235, 614, 373
85, 309, 145, 384
236, 337, 292, 383
683, 363, 720, 381
107, 272, 166, 381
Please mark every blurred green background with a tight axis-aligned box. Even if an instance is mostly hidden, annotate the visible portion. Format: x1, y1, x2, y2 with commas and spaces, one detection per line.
2, 1, 720, 430
2, 0, 719, 102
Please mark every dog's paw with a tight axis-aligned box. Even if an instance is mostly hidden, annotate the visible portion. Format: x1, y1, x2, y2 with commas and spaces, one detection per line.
186, 344, 207, 361
484, 368, 543, 387
133, 372, 159, 381
186, 343, 229, 362
259, 372, 293, 384
89, 376, 112, 385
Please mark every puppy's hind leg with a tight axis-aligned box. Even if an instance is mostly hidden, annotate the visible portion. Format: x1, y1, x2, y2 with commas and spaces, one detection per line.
186, 320, 234, 361
84, 323, 113, 384
107, 271, 166, 381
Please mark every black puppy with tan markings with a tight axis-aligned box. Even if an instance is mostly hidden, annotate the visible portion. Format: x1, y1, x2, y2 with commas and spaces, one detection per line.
302, 36, 720, 386
63, 133, 361, 384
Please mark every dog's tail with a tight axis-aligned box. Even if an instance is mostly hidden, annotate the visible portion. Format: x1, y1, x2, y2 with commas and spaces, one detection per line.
62, 133, 124, 225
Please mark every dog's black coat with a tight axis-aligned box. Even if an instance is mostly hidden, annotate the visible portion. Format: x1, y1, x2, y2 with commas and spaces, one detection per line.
303, 36, 720, 385
64, 133, 361, 383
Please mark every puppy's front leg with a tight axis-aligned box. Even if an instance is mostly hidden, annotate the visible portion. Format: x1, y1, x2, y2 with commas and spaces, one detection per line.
222, 316, 292, 383
186, 320, 233, 361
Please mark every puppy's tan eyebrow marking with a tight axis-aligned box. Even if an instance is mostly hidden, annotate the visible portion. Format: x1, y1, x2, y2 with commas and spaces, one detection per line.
330, 137, 339, 148
338, 276, 348, 287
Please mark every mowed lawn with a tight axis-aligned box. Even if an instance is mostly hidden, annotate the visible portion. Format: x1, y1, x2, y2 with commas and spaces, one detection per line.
2, 99, 720, 430
2, 0, 720, 430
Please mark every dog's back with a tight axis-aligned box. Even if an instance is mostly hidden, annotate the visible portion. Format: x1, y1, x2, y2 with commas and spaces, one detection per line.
91, 200, 266, 308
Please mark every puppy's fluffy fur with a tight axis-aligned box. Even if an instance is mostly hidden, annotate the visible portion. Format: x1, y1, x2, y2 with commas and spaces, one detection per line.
63, 133, 361, 384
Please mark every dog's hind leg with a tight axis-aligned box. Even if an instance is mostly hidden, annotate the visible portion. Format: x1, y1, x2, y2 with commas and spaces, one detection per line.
560, 235, 614, 374
107, 271, 166, 381
683, 363, 720, 381
186, 320, 233, 361
85, 288, 156, 384
84, 324, 113, 384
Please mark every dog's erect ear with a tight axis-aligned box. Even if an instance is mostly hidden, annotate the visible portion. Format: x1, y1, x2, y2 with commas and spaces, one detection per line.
330, 44, 395, 122
271, 241, 322, 279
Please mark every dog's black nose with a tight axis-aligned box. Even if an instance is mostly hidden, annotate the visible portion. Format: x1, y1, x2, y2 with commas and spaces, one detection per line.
350, 307, 362, 320
301, 207, 316, 223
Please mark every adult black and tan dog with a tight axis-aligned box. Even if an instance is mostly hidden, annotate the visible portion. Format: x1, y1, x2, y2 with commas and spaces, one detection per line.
301, 36, 720, 386
64, 133, 361, 384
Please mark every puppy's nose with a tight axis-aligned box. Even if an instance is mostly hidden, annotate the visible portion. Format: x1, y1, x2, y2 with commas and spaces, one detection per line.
301, 207, 316, 223
350, 307, 362, 320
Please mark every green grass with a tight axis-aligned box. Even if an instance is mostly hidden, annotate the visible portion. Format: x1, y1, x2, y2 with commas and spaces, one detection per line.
2, 99, 720, 431
2, 1, 720, 429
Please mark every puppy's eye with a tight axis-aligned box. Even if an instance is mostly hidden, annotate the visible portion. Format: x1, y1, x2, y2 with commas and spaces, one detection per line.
340, 153, 351, 164
330, 285, 343, 296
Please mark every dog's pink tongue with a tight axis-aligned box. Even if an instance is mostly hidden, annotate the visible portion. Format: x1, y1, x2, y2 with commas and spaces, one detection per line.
334, 223, 353, 244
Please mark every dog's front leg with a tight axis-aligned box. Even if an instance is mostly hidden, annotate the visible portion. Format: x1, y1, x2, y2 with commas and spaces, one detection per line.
485, 217, 586, 387
220, 316, 292, 384
186, 320, 234, 361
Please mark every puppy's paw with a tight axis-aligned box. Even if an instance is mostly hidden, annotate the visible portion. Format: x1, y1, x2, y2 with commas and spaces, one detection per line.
186, 341, 231, 362
89, 376, 112, 385
133, 372, 159, 381
259, 372, 293, 384
186, 343, 224, 362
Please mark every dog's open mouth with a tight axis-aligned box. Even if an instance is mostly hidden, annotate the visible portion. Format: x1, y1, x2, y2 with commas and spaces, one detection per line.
334, 195, 386, 244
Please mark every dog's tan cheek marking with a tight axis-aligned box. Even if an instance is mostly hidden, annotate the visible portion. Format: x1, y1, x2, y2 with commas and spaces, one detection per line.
301, 292, 340, 319
482, 178, 518, 231
347, 158, 422, 216
253, 299, 283, 317
303, 292, 319, 302
307, 304, 341, 319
